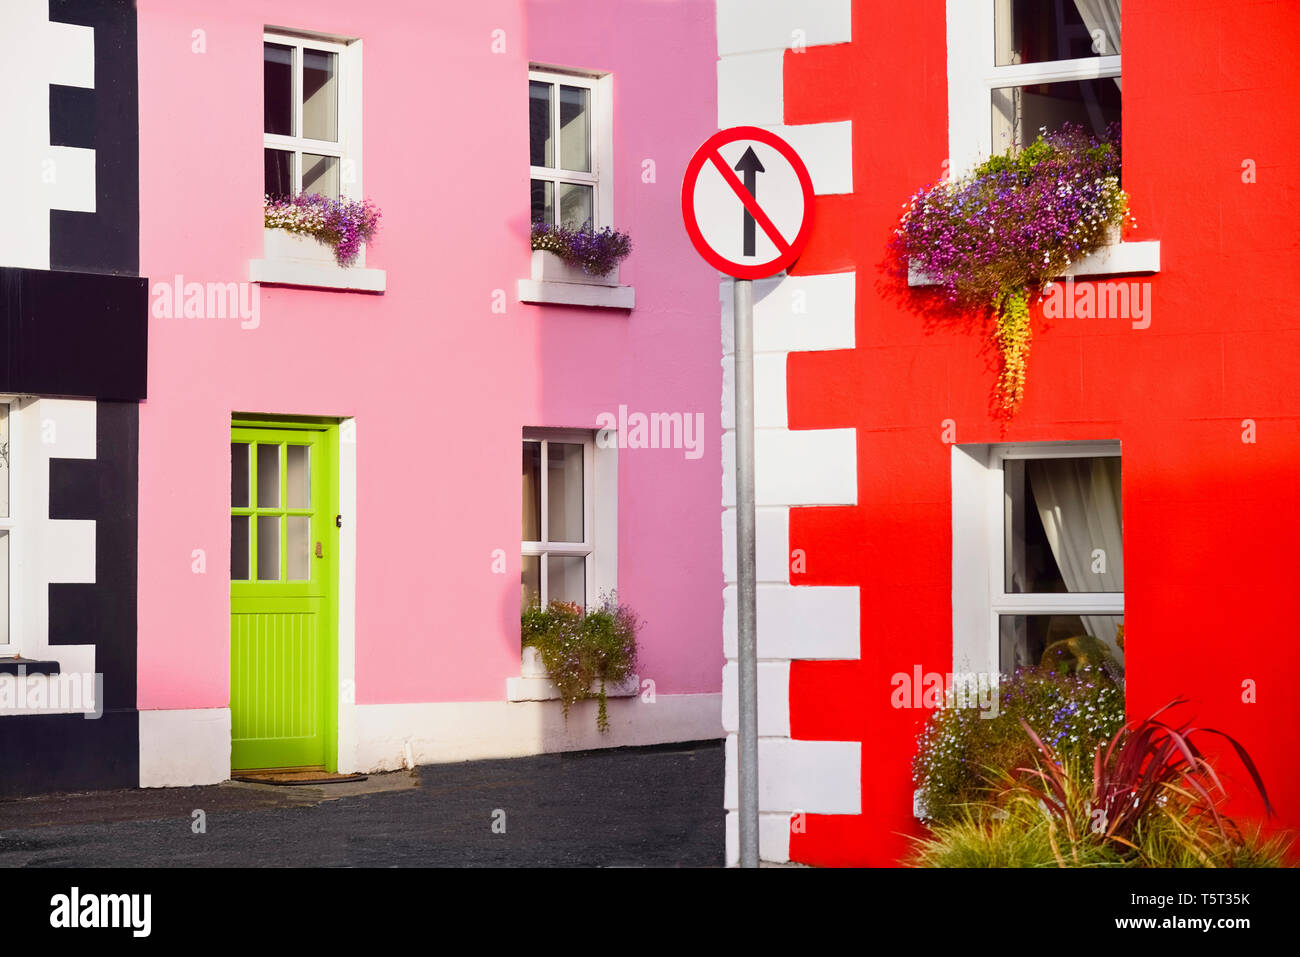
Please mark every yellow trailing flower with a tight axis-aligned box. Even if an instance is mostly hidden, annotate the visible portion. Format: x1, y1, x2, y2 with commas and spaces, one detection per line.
993, 287, 1032, 415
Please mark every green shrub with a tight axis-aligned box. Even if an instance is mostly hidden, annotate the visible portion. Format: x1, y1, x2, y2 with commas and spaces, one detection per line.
906, 801, 1126, 868
1132, 816, 1292, 869
907, 799, 1289, 869
521, 597, 640, 732
912, 667, 1124, 823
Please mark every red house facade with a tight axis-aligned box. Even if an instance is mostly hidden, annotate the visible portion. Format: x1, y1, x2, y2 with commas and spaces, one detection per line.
717, 0, 1300, 866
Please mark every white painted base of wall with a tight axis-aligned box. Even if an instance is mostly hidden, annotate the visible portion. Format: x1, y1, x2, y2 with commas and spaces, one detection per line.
347, 693, 723, 773
138, 695, 721, 786
138, 708, 231, 788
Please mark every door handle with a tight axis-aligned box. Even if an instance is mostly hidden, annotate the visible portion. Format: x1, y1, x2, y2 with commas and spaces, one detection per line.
315, 541, 323, 558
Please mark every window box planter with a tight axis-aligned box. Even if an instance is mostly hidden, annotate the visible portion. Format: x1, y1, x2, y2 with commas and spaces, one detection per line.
262, 226, 341, 266
893, 126, 1151, 413
518, 250, 635, 309
521, 643, 549, 678
512, 599, 642, 728
250, 227, 386, 292
521, 222, 634, 309
908, 239, 1160, 287
256, 194, 385, 292
509, 644, 640, 701
531, 249, 620, 287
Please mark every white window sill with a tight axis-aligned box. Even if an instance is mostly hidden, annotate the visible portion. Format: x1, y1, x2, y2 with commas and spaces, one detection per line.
908, 240, 1161, 287
517, 279, 635, 309
249, 258, 387, 293
517, 249, 633, 309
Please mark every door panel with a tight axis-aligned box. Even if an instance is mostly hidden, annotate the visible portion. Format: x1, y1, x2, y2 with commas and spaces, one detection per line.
230, 425, 335, 771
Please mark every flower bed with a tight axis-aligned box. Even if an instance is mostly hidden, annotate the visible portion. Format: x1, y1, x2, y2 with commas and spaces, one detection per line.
264, 193, 382, 267
912, 666, 1125, 824
892, 125, 1133, 414
530, 222, 631, 278
908, 699, 1285, 868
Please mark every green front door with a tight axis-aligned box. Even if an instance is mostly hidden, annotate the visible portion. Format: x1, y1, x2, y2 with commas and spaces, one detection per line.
230, 422, 337, 771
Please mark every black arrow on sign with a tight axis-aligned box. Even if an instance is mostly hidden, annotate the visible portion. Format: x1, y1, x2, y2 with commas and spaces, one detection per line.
734, 146, 765, 257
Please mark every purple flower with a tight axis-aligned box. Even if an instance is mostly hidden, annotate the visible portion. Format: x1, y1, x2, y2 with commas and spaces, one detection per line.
893, 124, 1126, 305
531, 221, 631, 276
264, 193, 382, 267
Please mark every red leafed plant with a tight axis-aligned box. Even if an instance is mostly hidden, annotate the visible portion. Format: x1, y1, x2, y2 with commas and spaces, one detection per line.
1011, 699, 1273, 863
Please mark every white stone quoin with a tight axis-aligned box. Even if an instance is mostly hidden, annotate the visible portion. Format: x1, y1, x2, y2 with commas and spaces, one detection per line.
0, 0, 96, 270
715, 0, 861, 865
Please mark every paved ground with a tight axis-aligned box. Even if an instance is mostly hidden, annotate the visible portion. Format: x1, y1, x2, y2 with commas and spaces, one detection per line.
0, 741, 726, 867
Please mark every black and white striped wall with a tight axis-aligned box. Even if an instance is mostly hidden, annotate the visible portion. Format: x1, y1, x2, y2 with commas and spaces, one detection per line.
0, 0, 148, 797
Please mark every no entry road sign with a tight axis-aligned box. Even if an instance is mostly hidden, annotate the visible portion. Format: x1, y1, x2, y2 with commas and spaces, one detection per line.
681, 126, 815, 279
683, 127, 816, 868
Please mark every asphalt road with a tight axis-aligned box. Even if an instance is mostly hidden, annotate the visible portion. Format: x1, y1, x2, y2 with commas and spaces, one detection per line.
0, 741, 726, 868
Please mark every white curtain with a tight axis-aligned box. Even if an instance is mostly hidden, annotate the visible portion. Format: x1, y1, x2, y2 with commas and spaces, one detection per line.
1074, 0, 1122, 89
1028, 457, 1124, 661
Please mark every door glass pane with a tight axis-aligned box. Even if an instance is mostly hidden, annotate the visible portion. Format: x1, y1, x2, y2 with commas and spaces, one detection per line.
996, 0, 1118, 66
521, 555, 540, 611
991, 78, 1121, 154
0, 404, 9, 518
302, 153, 340, 198
287, 516, 311, 580
264, 42, 294, 135
231, 443, 250, 508
257, 516, 280, 580
999, 614, 1124, 677
548, 555, 585, 607
264, 148, 293, 200
1005, 456, 1122, 594
547, 443, 584, 543
302, 48, 338, 141
0, 531, 9, 643
287, 445, 310, 509
558, 183, 592, 228
559, 85, 591, 172
231, 516, 250, 580
256, 445, 280, 508
529, 80, 553, 167
530, 179, 554, 225
522, 441, 541, 541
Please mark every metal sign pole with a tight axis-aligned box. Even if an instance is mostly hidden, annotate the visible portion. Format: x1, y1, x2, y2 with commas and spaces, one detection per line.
734, 277, 759, 869
683, 127, 813, 870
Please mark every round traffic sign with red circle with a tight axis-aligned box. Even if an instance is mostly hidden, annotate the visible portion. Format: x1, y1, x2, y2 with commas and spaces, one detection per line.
681, 126, 815, 280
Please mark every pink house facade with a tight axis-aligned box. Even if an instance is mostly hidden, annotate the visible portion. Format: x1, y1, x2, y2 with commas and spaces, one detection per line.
126, 0, 722, 786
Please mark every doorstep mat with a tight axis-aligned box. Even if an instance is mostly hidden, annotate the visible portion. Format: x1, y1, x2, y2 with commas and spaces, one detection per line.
232, 769, 369, 786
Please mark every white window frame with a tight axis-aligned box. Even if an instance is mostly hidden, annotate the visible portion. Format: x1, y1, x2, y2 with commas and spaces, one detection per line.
263, 29, 363, 201
0, 397, 17, 656
0, 395, 34, 657
528, 66, 613, 229
952, 440, 1123, 676
946, 0, 1121, 175
523, 430, 598, 608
